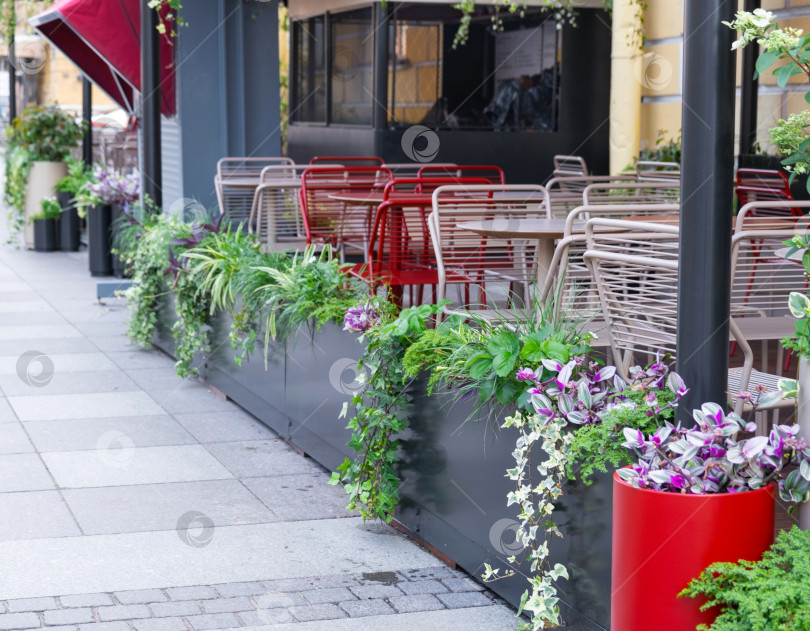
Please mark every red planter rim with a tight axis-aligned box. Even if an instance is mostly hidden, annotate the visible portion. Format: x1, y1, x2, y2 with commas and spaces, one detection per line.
612, 470, 776, 499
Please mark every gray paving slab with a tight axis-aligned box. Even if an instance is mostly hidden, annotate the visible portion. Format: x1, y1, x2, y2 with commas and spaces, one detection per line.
25, 416, 195, 453
226, 606, 518, 630
125, 369, 200, 392
0, 453, 54, 492
0, 371, 138, 397
0, 353, 118, 375
59, 309, 130, 325
0, 422, 34, 453
74, 322, 130, 338
0, 300, 53, 313
63, 480, 275, 534
8, 391, 165, 421
0, 398, 16, 422
0, 338, 101, 357
0, 324, 81, 340
0, 311, 66, 325
171, 411, 276, 444
106, 351, 175, 371
88, 336, 140, 353
147, 388, 236, 414
0, 520, 443, 599
0, 490, 80, 541
242, 474, 353, 521
42, 445, 234, 488
204, 441, 317, 478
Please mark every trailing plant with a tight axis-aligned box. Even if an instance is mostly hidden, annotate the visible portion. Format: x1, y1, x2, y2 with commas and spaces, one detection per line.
56, 159, 96, 218
565, 358, 685, 483
484, 357, 687, 630
779, 233, 810, 361
618, 403, 810, 498
331, 302, 447, 522
123, 213, 182, 349
452, 0, 646, 49
680, 526, 810, 631
3, 144, 30, 243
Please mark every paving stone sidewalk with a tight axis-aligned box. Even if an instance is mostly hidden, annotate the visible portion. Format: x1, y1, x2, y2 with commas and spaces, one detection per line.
0, 235, 517, 630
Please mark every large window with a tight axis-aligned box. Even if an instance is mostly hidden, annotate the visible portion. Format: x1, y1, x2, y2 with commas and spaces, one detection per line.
387, 5, 560, 132
331, 8, 374, 125
293, 16, 326, 123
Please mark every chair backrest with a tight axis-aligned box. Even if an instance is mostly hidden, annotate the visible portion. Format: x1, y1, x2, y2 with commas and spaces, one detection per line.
736, 168, 790, 190
381, 177, 491, 198
217, 157, 295, 179
583, 181, 680, 206
258, 163, 339, 183
553, 154, 588, 177
545, 175, 639, 217
417, 164, 506, 185
537, 205, 679, 323
735, 200, 810, 231
582, 219, 681, 376
735, 170, 801, 219
310, 156, 384, 166
299, 166, 393, 248
730, 226, 810, 321
636, 160, 681, 181
428, 185, 550, 313
382, 163, 457, 178
249, 181, 307, 250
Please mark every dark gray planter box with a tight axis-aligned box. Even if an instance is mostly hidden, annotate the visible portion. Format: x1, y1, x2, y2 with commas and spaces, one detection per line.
153, 314, 612, 629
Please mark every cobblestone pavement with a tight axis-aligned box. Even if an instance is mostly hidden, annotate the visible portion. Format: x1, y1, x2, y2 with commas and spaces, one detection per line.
0, 566, 507, 630
0, 231, 517, 630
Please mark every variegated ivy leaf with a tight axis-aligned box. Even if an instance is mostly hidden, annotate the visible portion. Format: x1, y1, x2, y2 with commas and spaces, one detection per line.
788, 291, 810, 318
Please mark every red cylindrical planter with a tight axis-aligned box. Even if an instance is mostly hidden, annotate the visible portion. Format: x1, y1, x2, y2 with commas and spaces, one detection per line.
611, 472, 774, 631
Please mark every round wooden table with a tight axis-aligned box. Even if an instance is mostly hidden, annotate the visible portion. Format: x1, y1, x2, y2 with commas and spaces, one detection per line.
456, 218, 573, 292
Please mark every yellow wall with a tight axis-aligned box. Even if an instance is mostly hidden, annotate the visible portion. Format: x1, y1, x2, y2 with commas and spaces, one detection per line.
640, 0, 810, 157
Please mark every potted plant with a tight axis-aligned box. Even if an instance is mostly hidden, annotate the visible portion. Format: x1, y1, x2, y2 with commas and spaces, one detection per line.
54, 160, 92, 252
83, 168, 140, 277
32, 197, 61, 252
611, 403, 810, 631
5, 105, 85, 249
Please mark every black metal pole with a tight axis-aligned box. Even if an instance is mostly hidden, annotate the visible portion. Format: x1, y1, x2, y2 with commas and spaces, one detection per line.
7, 56, 15, 123
82, 77, 92, 165
372, 2, 389, 154
676, 0, 737, 420
739, 0, 760, 156
140, 0, 162, 208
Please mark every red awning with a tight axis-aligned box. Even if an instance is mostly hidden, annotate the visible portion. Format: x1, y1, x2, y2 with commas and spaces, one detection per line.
30, 0, 175, 116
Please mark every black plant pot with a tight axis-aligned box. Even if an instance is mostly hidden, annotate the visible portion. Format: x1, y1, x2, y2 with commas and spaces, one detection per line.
110, 203, 130, 279
59, 206, 80, 252
33, 218, 57, 252
88, 204, 113, 276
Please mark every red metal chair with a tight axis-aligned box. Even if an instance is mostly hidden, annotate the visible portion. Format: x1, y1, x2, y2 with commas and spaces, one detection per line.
299, 166, 393, 260
309, 156, 384, 167
349, 200, 453, 307
416, 164, 506, 185
735, 168, 803, 219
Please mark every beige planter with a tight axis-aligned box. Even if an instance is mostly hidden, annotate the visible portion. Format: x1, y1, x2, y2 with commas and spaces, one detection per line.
24, 161, 67, 249
799, 357, 810, 530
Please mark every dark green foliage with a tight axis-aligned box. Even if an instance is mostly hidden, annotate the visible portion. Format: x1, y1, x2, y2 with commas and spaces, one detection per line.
681, 526, 810, 631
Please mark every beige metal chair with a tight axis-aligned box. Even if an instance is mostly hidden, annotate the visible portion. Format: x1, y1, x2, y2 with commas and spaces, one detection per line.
215, 157, 295, 225
730, 224, 810, 372
428, 184, 551, 319
539, 204, 680, 326
583, 181, 680, 206
552, 154, 588, 177
582, 218, 792, 420
734, 200, 810, 232
635, 160, 680, 182
546, 175, 639, 218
